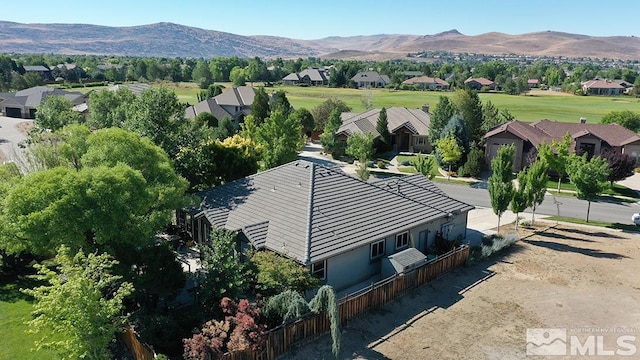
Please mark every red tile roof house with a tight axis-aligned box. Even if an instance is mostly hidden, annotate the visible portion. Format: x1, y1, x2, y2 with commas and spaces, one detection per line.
464, 77, 497, 91
336, 105, 432, 153
527, 79, 540, 88
484, 119, 640, 171
402, 76, 450, 90
179, 160, 473, 292
581, 79, 625, 95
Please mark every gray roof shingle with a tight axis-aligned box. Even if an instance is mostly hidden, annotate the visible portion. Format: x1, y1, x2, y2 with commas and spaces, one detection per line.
337, 107, 430, 138
194, 160, 473, 264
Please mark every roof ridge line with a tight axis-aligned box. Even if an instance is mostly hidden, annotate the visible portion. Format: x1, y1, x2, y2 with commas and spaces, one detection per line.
304, 162, 315, 265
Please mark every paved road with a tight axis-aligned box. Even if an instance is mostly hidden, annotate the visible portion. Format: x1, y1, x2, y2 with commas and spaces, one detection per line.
436, 182, 640, 224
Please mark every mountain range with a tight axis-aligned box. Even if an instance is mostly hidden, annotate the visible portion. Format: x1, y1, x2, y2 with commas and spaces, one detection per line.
1, 21, 640, 60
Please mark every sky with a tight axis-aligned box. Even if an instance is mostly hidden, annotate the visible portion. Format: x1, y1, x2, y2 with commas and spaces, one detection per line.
2, 0, 639, 40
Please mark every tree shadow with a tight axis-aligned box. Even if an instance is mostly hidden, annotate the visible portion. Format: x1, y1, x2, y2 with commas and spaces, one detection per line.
524, 239, 628, 259
551, 226, 627, 240
534, 230, 596, 242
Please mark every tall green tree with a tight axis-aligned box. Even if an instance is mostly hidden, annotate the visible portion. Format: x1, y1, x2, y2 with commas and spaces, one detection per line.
429, 96, 455, 142
229, 66, 246, 87
600, 110, 640, 133
270, 90, 292, 118
524, 160, 549, 225
375, 107, 391, 152
251, 87, 271, 124
192, 60, 213, 89
346, 132, 374, 181
87, 88, 136, 129
487, 144, 515, 232
436, 136, 463, 179
311, 98, 351, 131
34, 95, 81, 133
255, 110, 303, 169
23, 246, 133, 360
289, 107, 315, 138
453, 89, 484, 144
537, 132, 572, 193
319, 109, 344, 158
566, 154, 610, 222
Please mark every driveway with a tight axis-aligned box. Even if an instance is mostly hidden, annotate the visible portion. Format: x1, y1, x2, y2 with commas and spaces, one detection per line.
0, 116, 32, 170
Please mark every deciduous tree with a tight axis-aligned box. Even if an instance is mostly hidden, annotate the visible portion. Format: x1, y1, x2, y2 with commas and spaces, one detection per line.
600, 110, 640, 133
566, 154, 610, 222
311, 98, 350, 131
510, 169, 529, 230
600, 148, 636, 185
346, 132, 374, 181
429, 96, 455, 142
23, 246, 133, 360
524, 159, 548, 225
249, 251, 320, 297
34, 95, 81, 133
487, 144, 515, 232
319, 109, 344, 158
537, 132, 572, 193
436, 136, 463, 179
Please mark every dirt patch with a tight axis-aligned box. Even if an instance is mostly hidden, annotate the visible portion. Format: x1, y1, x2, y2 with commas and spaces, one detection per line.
15, 121, 34, 137
288, 224, 640, 359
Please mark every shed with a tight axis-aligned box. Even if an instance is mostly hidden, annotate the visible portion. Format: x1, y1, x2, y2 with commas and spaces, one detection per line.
381, 247, 427, 278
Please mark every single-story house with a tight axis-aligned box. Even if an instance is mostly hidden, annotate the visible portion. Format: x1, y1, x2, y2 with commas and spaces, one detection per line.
0, 86, 84, 119
184, 86, 256, 126
282, 68, 329, 86
581, 79, 625, 95
402, 76, 450, 90
464, 77, 497, 91
484, 119, 640, 170
179, 160, 473, 291
336, 105, 432, 153
527, 79, 539, 88
22, 65, 53, 81
351, 71, 391, 89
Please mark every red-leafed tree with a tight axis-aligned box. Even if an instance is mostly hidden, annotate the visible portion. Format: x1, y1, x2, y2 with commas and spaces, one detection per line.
600, 148, 636, 185
183, 298, 268, 360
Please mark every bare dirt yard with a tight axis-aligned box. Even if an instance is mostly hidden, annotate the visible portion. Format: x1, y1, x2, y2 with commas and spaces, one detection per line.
287, 223, 640, 359
0, 120, 32, 163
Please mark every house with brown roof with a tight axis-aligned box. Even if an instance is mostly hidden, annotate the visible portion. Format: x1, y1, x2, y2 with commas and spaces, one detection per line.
464, 77, 497, 91
484, 119, 640, 170
581, 79, 625, 95
184, 86, 256, 126
402, 76, 450, 91
282, 67, 329, 86
180, 159, 473, 291
351, 71, 391, 89
336, 105, 432, 153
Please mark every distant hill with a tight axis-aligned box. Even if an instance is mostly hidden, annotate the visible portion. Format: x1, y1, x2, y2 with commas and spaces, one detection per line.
1, 21, 640, 60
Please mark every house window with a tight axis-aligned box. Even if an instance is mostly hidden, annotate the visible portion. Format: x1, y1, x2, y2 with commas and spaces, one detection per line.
370, 239, 385, 259
415, 137, 427, 146
311, 260, 326, 280
396, 231, 409, 250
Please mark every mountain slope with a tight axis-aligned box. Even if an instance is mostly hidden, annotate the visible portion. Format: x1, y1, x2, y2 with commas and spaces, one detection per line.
1, 21, 639, 60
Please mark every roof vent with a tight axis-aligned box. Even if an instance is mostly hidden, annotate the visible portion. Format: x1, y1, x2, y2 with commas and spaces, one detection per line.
580, 117, 587, 124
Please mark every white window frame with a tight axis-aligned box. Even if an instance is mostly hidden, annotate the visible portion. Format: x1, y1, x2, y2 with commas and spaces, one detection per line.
396, 231, 409, 250
311, 260, 326, 280
370, 239, 386, 260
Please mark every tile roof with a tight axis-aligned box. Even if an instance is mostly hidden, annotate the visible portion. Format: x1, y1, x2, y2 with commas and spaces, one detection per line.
184, 86, 255, 120
485, 119, 640, 148
464, 77, 494, 86
23, 65, 50, 72
214, 86, 255, 107
402, 76, 449, 86
581, 79, 625, 89
337, 107, 431, 138
194, 160, 472, 264
1, 86, 84, 108
351, 71, 390, 84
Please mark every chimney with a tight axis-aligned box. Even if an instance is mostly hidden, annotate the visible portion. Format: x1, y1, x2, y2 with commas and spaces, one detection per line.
580, 117, 587, 124
422, 103, 430, 113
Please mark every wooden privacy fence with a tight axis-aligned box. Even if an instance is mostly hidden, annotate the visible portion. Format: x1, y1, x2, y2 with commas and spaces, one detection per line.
220, 245, 470, 360
122, 326, 155, 360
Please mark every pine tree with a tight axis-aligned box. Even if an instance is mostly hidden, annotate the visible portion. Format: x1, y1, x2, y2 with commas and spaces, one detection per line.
375, 107, 391, 152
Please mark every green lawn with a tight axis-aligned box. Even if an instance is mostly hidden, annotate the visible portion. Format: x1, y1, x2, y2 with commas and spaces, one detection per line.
0, 274, 61, 360
156, 82, 640, 122
545, 179, 639, 199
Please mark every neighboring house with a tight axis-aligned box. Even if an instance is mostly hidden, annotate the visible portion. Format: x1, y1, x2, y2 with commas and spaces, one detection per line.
22, 65, 53, 81
464, 77, 497, 90
484, 119, 640, 170
108, 83, 151, 96
351, 71, 391, 89
581, 79, 625, 95
0, 86, 84, 119
402, 71, 423, 79
179, 160, 473, 291
402, 76, 450, 90
282, 67, 329, 86
184, 86, 256, 126
527, 79, 540, 88
336, 105, 432, 153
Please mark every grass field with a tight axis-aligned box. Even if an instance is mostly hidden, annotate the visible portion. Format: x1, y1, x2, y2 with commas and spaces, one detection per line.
0, 274, 61, 360
160, 82, 640, 123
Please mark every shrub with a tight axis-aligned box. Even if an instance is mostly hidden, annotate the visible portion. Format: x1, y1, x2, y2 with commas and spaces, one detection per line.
377, 160, 388, 169
467, 232, 519, 265
400, 159, 411, 166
